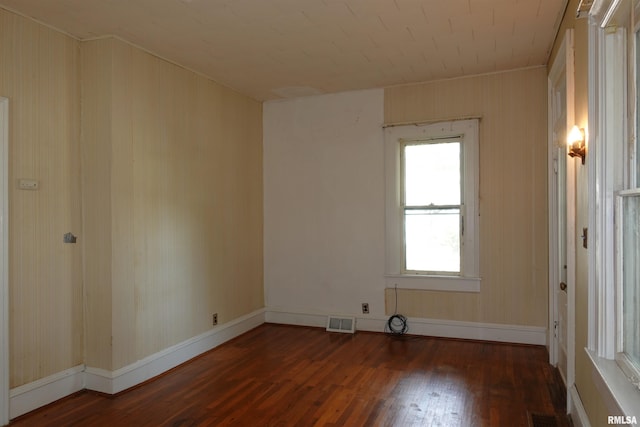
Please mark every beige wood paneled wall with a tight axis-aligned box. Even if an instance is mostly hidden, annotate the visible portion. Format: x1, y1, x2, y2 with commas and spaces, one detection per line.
81, 38, 263, 371
0, 9, 84, 387
2, 6, 263, 386
384, 68, 548, 327
80, 38, 115, 370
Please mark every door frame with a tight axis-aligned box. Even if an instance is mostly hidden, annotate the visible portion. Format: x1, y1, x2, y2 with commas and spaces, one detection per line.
548, 29, 576, 396
1, 96, 9, 425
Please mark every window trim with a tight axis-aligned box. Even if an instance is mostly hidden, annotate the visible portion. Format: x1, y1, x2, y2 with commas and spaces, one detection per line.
384, 119, 480, 292
587, 0, 640, 418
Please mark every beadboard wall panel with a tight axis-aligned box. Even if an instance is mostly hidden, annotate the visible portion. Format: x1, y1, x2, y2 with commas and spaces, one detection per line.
0, 8, 83, 387
80, 38, 115, 370
384, 67, 548, 327
81, 37, 264, 371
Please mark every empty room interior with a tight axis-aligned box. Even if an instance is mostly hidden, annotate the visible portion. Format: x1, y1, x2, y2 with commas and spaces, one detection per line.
0, 0, 639, 426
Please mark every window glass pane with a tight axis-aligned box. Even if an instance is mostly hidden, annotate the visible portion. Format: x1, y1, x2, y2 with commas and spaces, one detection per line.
622, 193, 640, 368
404, 142, 460, 206
404, 209, 460, 273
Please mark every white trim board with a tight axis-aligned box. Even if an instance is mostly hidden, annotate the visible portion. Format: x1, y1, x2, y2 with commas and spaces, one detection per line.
85, 309, 265, 395
547, 28, 577, 397
9, 309, 265, 420
9, 366, 84, 419
586, 348, 640, 419
569, 384, 591, 427
264, 308, 393, 334
8, 307, 548, 420
265, 308, 547, 345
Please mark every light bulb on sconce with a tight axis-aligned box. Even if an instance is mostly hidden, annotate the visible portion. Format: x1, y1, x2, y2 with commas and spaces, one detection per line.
567, 125, 586, 164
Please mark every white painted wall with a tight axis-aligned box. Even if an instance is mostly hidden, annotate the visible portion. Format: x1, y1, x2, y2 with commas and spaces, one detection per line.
263, 89, 386, 318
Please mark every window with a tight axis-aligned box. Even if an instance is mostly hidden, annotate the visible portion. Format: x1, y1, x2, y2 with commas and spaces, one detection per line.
617, 190, 640, 387
611, 18, 640, 388
610, 12, 640, 389
384, 119, 480, 292
402, 139, 461, 274
586, 0, 640, 417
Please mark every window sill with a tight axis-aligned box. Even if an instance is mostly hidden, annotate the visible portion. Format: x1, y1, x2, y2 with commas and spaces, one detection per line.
586, 348, 640, 418
384, 275, 480, 292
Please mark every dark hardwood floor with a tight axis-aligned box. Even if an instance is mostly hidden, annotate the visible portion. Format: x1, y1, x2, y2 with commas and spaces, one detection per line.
10, 324, 570, 426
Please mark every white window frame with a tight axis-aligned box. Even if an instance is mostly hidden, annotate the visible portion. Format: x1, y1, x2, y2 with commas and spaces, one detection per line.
401, 137, 463, 275
616, 189, 640, 389
384, 119, 480, 292
587, 0, 640, 418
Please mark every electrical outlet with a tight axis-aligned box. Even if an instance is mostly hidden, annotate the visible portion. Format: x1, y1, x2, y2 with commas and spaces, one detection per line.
18, 179, 39, 190
212, 313, 218, 325
361, 303, 369, 314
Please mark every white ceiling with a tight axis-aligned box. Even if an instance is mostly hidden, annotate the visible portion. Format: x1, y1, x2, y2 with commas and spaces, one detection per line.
0, 0, 568, 101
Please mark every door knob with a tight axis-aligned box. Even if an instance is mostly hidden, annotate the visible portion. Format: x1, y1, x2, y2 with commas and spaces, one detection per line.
560, 282, 567, 291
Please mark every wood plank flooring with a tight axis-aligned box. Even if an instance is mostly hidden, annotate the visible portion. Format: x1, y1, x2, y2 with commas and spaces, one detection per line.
9, 324, 570, 427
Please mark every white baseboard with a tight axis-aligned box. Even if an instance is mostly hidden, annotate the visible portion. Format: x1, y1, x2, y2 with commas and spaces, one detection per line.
262, 309, 390, 333
9, 365, 84, 419
8, 307, 547, 421
9, 309, 265, 420
264, 308, 329, 328
569, 384, 591, 427
404, 316, 547, 345
265, 308, 547, 345
85, 308, 265, 395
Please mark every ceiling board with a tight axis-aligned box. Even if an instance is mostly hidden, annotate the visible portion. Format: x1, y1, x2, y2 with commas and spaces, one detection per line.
0, 0, 568, 101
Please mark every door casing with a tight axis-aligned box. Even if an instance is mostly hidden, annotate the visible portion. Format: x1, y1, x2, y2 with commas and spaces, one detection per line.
548, 29, 577, 408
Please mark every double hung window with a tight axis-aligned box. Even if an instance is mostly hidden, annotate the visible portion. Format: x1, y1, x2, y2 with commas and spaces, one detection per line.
384, 119, 479, 292
614, 18, 640, 386
587, 0, 640, 416
402, 139, 462, 274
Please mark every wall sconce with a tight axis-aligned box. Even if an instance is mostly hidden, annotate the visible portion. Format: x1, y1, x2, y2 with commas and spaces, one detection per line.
568, 125, 586, 164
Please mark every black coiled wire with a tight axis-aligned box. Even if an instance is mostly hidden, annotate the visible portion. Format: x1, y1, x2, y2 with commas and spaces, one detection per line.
385, 313, 408, 335
385, 285, 408, 335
